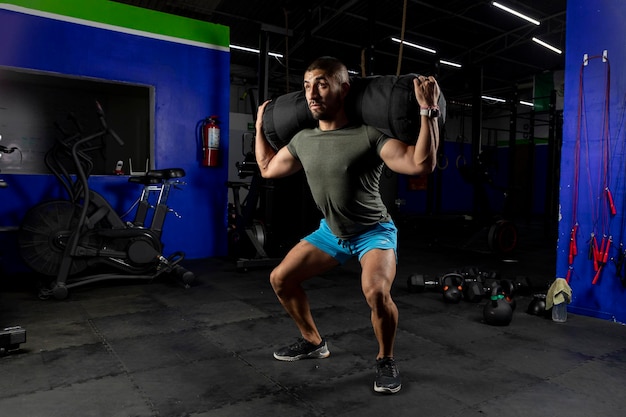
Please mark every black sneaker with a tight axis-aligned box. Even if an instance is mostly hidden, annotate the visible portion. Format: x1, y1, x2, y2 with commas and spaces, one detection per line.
273, 337, 330, 361
374, 357, 402, 394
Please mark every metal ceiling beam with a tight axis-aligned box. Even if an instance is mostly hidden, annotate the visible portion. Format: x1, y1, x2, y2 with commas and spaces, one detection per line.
286, 0, 362, 60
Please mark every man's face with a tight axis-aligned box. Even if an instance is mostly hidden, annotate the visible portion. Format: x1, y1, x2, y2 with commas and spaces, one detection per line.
303, 69, 345, 120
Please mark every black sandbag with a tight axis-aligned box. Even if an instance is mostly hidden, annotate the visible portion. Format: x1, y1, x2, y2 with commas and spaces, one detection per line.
262, 74, 446, 150
348, 74, 446, 143
262, 90, 316, 151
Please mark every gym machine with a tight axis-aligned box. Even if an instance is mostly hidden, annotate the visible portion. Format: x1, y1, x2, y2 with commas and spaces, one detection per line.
17, 102, 195, 299
0, 174, 27, 354
227, 154, 282, 271
226, 87, 284, 272
0, 326, 26, 355
455, 147, 519, 254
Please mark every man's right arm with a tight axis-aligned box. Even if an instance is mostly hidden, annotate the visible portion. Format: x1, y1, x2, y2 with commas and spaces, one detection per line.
255, 100, 302, 179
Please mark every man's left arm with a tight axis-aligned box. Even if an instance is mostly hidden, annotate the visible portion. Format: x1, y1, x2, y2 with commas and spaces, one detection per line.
380, 76, 440, 176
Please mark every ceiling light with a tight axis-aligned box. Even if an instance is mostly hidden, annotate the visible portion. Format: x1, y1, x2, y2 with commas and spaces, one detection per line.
391, 37, 436, 54
230, 44, 283, 58
531, 37, 562, 54
439, 59, 462, 68
481, 95, 506, 103
492, 2, 540, 25
519, 100, 534, 107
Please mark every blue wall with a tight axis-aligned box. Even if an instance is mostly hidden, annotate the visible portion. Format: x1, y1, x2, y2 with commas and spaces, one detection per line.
397, 140, 549, 217
0, 3, 231, 274
557, 0, 626, 322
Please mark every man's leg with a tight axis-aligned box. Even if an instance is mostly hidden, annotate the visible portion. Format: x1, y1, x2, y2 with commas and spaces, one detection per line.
360, 248, 398, 358
270, 240, 338, 359
360, 248, 401, 393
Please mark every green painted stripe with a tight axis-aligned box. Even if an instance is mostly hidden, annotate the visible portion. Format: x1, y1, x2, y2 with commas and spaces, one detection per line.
0, 0, 229, 49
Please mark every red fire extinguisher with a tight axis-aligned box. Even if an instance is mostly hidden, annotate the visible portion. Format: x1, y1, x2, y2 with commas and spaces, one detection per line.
201, 115, 220, 167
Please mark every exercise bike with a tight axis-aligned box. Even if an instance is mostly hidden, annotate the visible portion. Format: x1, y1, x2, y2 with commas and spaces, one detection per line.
17, 102, 195, 300
0, 170, 27, 354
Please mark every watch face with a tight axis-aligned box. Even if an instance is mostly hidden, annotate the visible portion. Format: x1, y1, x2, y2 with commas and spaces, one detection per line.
420, 108, 441, 118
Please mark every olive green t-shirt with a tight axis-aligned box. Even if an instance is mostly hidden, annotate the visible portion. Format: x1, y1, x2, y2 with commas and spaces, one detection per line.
286, 124, 392, 239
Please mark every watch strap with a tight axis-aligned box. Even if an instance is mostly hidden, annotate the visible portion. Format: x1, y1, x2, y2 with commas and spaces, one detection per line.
420, 107, 440, 118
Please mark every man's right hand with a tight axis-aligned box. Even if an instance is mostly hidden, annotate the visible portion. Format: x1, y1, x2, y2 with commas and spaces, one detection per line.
255, 100, 272, 135
413, 76, 440, 110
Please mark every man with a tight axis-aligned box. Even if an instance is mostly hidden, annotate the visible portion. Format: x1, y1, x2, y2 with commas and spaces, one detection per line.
255, 56, 440, 394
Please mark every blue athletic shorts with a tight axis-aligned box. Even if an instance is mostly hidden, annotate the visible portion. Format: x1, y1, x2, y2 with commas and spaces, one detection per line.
303, 219, 398, 264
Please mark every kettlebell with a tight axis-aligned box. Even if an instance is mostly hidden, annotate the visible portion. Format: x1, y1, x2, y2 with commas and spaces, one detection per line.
441, 273, 463, 304
526, 293, 547, 316
500, 278, 517, 311
483, 284, 513, 325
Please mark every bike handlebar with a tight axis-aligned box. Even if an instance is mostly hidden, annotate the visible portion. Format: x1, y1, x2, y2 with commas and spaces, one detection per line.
95, 101, 124, 147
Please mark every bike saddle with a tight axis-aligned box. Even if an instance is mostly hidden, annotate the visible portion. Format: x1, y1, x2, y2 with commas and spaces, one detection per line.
128, 168, 186, 185
146, 168, 185, 179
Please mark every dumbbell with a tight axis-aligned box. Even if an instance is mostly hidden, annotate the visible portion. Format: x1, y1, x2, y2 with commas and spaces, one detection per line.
461, 278, 486, 302
462, 277, 517, 309
407, 274, 440, 293
407, 273, 464, 303
457, 267, 498, 302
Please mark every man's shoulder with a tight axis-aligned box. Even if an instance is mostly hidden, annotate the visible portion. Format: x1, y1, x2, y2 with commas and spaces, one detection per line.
363, 124, 384, 133
361, 124, 389, 140
341, 123, 383, 135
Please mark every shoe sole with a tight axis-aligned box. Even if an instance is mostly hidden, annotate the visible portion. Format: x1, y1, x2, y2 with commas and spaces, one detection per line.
273, 346, 330, 361
374, 383, 402, 394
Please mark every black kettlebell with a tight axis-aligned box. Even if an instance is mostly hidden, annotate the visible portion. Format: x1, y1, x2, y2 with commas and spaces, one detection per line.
441, 273, 463, 304
483, 284, 513, 325
527, 293, 547, 316
499, 279, 517, 311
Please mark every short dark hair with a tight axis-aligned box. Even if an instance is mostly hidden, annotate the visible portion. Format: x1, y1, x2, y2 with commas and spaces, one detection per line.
305, 56, 349, 85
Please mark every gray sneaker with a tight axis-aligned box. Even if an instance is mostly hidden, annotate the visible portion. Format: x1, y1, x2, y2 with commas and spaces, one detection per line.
273, 337, 330, 361
374, 357, 402, 393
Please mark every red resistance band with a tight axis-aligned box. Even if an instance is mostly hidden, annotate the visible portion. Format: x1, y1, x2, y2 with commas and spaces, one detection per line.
568, 53, 614, 285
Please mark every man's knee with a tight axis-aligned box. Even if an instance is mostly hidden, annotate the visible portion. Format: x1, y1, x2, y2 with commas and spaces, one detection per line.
363, 284, 392, 310
269, 268, 284, 293
270, 266, 298, 298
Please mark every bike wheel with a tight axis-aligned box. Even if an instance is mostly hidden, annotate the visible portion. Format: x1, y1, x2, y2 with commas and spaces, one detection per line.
17, 200, 90, 276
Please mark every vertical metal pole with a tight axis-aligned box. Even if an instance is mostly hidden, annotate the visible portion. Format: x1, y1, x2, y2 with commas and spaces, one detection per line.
471, 66, 483, 216
527, 106, 536, 219
258, 30, 269, 103
303, 8, 313, 70
506, 91, 518, 216
545, 89, 561, 238
365, 0, 376, 75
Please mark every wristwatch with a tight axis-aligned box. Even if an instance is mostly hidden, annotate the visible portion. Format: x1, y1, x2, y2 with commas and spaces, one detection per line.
420, 107, 440, 118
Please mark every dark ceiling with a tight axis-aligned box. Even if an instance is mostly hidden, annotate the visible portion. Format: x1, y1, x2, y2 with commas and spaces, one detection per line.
112, 0, 566, 103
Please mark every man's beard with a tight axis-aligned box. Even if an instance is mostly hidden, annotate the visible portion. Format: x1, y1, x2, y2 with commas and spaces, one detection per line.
310, 100, 340, 120
311, 109, 330, 120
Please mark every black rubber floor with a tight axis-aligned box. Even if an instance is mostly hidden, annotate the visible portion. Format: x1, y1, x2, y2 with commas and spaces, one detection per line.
1, 218, 625, 417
